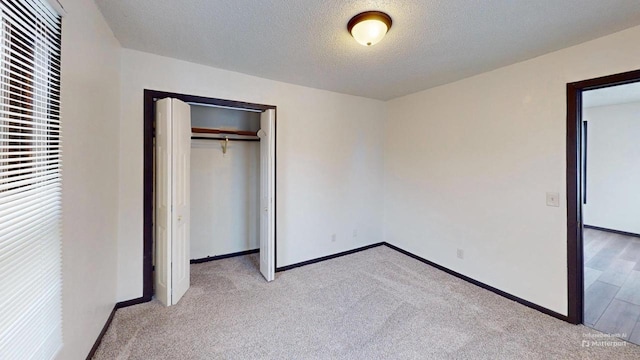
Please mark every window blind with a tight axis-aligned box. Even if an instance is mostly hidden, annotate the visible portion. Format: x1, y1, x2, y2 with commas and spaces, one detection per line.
0, 1, 62, 359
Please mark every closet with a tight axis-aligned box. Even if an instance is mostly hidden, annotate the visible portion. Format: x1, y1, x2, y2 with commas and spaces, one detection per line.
190, 105, 260, 261
153, 96, 275, 307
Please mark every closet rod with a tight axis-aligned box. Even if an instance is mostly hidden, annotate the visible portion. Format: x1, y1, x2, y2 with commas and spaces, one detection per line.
191, 136, 259, 142
192, 127, 258, 137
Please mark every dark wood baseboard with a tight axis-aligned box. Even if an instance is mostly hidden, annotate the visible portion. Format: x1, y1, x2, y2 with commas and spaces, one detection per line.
383, 243, 571, 323
276, 242, 385, 272
584, 225, 640, 239
87, 296, 151, 359
190, 249, 259, 264
116, 296, 151, 309
85, 305, 117, 360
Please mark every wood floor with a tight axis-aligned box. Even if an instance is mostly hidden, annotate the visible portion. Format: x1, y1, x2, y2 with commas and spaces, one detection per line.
584, 228, 640, 345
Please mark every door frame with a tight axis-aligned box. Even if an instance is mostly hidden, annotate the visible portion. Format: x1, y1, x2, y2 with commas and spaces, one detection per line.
141, 89, 278, 302
566, 69, 640, 324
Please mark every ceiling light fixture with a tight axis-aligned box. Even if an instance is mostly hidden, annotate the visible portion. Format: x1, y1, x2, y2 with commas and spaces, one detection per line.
347, 11, 392, 47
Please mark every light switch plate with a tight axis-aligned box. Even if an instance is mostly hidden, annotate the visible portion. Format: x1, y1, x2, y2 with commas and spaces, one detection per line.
546, 192, 560, 207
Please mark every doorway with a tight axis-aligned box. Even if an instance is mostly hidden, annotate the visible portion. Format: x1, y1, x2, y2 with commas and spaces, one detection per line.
142, 90, 277, 304
566, 69, 640, 342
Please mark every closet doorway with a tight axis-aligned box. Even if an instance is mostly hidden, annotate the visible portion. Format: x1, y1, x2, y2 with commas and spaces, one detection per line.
143, 90, 277, 305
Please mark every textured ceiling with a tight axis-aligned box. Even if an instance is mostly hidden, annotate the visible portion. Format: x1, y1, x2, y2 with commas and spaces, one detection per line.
584, 82, 640, 108
95, 0, 640, 100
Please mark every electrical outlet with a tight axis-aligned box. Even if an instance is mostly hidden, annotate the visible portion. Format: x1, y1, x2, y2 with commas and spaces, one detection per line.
546, 192, 560, 207
331, 234, 336, 242
457, 249, 464, 260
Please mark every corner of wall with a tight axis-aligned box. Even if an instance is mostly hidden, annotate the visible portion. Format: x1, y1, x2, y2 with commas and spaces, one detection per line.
57, 0, 123, 358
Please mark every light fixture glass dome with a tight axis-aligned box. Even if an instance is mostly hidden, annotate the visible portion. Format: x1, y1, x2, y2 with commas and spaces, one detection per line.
348, 11, 392, 47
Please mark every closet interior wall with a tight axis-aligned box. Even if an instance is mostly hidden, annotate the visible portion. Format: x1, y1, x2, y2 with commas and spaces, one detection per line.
190, 105, 261, 261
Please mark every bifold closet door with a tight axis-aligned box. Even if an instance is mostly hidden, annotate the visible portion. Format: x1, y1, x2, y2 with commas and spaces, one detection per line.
155, 98, 172, 306
259, 109, 276, 281
155, 98, 191, 306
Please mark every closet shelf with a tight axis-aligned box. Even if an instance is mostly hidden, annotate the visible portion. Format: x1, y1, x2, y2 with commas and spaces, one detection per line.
192, 127, 258, 137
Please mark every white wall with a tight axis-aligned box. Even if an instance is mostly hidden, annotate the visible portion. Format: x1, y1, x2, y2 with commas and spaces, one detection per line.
191, 105, 260, 131
583, 102, 640, 234
384, 25, 640, 316
117, 50, 386, 301
191, 139, 260, 259
58, 0, 121, 359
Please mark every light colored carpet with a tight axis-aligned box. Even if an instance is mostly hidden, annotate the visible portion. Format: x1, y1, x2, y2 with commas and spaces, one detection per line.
94, 246, 640, 359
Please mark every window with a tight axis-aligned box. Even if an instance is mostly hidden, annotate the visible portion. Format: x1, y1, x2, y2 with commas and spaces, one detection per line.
0, 0, 62, 359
